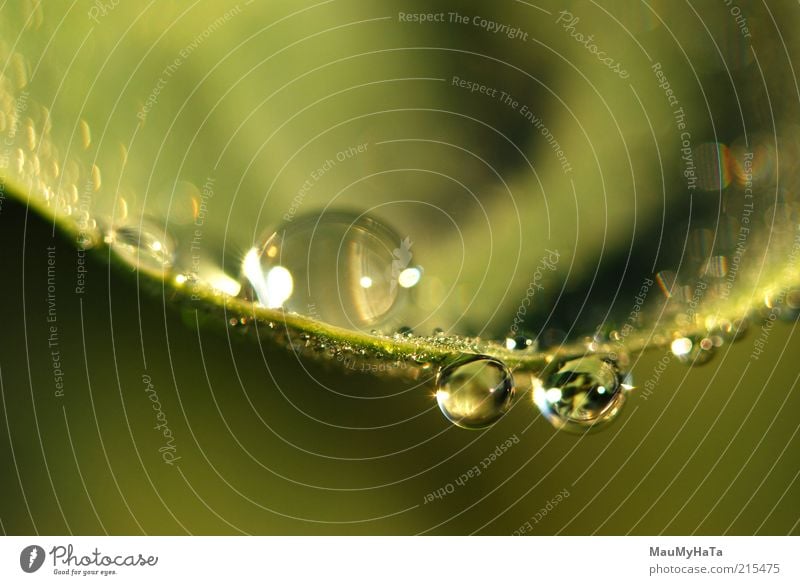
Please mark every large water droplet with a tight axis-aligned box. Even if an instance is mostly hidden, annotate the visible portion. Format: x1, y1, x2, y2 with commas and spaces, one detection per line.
241, 211, 408, 330
107, 217, 175, 274
533, 356, 628, 432
436, 355, 514, 430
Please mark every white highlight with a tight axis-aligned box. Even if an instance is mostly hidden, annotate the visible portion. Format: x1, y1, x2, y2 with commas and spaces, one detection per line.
398, 267, 421, 288
671, 337, 693, 357
211, 273, 242, 297
545, 388, 563, 404
242, 247, 293, 308
264, 266, 293, 308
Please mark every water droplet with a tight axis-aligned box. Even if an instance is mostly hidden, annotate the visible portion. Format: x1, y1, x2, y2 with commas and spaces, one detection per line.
435, 355, 514, 430
156, 180, 201, 225
670, 336, 715, 365
396, 326, 414, 337
764, 288, 800, 321
240, 211, 406, 330
90, 164, 102, 192
533, 356, 627, 432
707, 317, 748, 341
107, 217, 175, 274
79, 119, 92, 150
505, 335, 536, 351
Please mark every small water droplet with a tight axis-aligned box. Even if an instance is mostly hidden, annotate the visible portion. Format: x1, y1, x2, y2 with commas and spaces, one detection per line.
108, 217, 175, 274
397, 326, 413, 337
79, 119, 92, 150
435, 355, 514, 430
90, 164, 102, 192
533, 356, 627, 432
769, 288, 800, 321
156, 180, 201, 225
718, 317, 748, 341
240, 211, 406, 330
505, 335, 536, 351
670, 336, 715, 365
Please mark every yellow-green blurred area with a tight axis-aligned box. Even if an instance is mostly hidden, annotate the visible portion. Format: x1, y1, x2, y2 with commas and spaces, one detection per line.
1, 1, 799, 534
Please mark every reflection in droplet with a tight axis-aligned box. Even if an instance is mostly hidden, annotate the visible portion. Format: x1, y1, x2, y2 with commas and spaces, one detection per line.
670, 336, 715, 365
533, 356, 628, 432
240, 211, 406, 329
108, 217, 175, 274
436, 355, 514, 430
398, 266, 422, 288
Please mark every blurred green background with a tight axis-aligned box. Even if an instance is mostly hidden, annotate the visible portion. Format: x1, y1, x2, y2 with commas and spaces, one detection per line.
1, 197, 799, 535
1, 1, 799, 534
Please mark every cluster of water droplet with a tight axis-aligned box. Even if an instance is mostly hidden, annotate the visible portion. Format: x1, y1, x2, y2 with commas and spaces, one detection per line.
6, 30, 800, 442
432, 353, 635, 432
